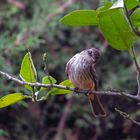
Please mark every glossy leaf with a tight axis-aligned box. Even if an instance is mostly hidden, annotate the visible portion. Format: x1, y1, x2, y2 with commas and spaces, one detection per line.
20, 52, 37, 91
48, 80, 74, 95
59, 79, 74, 88
60, 10, 98, 26
125, 0, 140, 10
98, 8, 138, 51
111, 0, 124, 9
42, 75, 57, 84
130, 8, 140, 27
0, 93, 30, 108
97, 1, 112, 12
40, 75, 57, 91
48, 88, 73, 95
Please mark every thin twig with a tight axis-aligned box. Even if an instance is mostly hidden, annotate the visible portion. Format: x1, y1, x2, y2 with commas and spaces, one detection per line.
133, 47, 140, 97
128, 5, 140, 16
43, 53, 53, 85
2, 69, 140, 126
125, 2, 140, 97
0, 70, 140, 102
129, 47, 140, 97
32, 87, 36, 102
124, 2, 140, 36
115, 108, 140, 126
131, 46, 139, 70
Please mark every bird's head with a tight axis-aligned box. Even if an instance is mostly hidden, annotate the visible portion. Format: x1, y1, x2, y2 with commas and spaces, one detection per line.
85, 48, 101, 64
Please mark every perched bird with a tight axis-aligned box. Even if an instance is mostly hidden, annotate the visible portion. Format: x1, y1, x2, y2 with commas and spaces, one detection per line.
65, 48, 106, 117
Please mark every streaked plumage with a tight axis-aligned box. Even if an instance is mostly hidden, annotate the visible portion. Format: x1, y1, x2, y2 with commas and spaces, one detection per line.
65, 48, 106, 117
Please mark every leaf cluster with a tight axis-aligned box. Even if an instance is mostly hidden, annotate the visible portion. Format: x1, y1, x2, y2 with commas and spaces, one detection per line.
0, 0, 140, 139
1, 0, 140, 112
60, 0, 140, 51
0, 52, 74, 108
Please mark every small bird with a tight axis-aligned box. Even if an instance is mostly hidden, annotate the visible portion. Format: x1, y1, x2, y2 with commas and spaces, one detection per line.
65, 48, 106, 117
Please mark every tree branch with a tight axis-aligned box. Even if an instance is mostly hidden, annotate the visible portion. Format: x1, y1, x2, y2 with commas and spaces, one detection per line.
43, 53, 53, 86
124, 2, 140, 97
0, 70, 140, 102
115, 108, 140, 126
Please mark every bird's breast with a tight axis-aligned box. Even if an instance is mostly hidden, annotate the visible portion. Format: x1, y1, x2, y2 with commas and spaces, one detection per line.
67, 54, 94, 89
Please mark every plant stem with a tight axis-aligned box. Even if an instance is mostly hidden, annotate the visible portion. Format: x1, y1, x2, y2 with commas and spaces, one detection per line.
124, 2, 140, 36
130, 46, 139, 69
43, 53, 53, 86
115, 108, 140, 126
124, 1, 140, 96
0, 70, 140, 102
32, 86, 36, 102
129, 46, 140, 97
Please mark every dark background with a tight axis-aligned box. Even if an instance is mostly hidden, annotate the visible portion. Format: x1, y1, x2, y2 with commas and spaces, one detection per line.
0, 0, 140, 140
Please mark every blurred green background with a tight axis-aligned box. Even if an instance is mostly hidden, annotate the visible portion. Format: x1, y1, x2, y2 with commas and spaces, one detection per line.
0, 0, 140, 140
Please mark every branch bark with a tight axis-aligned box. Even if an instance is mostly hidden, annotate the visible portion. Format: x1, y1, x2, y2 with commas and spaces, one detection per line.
115, 108, 140, 126
0, 70, 140, 102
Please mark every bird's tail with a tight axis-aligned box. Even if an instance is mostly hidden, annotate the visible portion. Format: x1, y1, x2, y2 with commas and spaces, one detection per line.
88, 94, 106, 117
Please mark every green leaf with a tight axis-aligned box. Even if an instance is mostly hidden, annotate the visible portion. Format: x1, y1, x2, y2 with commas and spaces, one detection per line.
0, 129, 9, 137
97, 1, 112, 12
20, 52, 37, 91
35, 90, 47, 101
42, 75, 57, 84
98, 8, 138, 51
125, 0, 140, 10
111, 0, 124, 9
47, 80, 74, 95
130, 8, 140, 27
60, 10, 98, 26
48, 88, 73, 95
0, 93, 30, 108
59, 79, 74, 88
40, 75, 57, 91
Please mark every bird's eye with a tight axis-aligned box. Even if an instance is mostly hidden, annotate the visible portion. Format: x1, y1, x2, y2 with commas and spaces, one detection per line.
88, 51, 92, 56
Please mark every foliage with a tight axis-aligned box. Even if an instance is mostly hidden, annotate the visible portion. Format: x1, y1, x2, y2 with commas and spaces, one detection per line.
0, 93, 30, 108
20, 52, 37, 92
0, 129, 9, 137
60, 0, 140, 51
0, 52, 74, 107
1, 0, 140, 108
0, 0, 140, 140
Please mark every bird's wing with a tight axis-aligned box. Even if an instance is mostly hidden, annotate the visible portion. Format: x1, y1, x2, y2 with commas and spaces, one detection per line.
65, 62, 70, 77
89, 64, 99, 90
65, 54, 79, 77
